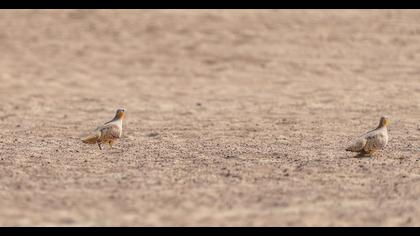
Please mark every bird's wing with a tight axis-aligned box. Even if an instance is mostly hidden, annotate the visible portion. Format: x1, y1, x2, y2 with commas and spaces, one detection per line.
100, 124, 121, 140
346, 137, 367, 152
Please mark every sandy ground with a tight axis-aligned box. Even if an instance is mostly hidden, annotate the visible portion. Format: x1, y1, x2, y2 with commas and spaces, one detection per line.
0, 10, 419, 226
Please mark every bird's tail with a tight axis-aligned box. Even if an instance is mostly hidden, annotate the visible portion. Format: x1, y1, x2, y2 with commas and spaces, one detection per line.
81, 134, 99, 144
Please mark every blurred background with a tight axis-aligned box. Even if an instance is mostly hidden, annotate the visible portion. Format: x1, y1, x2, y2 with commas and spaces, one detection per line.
0, 10, 419, 226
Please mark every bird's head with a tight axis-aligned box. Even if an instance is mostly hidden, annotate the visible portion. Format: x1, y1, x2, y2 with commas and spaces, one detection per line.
115, 108, 126, 120
379, 116, 390, 127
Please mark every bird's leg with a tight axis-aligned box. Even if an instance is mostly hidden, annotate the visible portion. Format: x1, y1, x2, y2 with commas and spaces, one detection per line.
108, 140, 114, 149
97, 142, 103, 150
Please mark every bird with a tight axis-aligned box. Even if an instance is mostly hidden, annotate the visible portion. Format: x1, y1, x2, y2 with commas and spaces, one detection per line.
345, 116, 390, 156
81, 108, 126, 150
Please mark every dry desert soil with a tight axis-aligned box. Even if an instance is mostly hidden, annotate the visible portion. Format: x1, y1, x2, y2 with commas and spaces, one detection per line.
0, 10, 419, 226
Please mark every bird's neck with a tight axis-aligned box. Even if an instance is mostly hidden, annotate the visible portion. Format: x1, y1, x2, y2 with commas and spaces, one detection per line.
376, 124, 387, 130
105, 116, 123, 125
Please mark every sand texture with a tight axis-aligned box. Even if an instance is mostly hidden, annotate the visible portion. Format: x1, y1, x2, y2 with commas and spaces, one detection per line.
0, 10, 419, 226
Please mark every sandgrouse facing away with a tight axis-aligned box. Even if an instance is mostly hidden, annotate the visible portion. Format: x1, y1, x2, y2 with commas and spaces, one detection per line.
82, 109, 126, 150
345, 116, 389, 156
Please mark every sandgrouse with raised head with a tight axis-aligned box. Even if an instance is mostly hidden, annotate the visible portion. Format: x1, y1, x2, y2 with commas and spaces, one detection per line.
82, 108, 126, 150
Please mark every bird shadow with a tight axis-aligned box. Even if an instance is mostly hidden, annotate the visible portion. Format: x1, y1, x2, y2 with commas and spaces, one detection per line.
108, 148, 125, 154
341, 152, 372, 159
